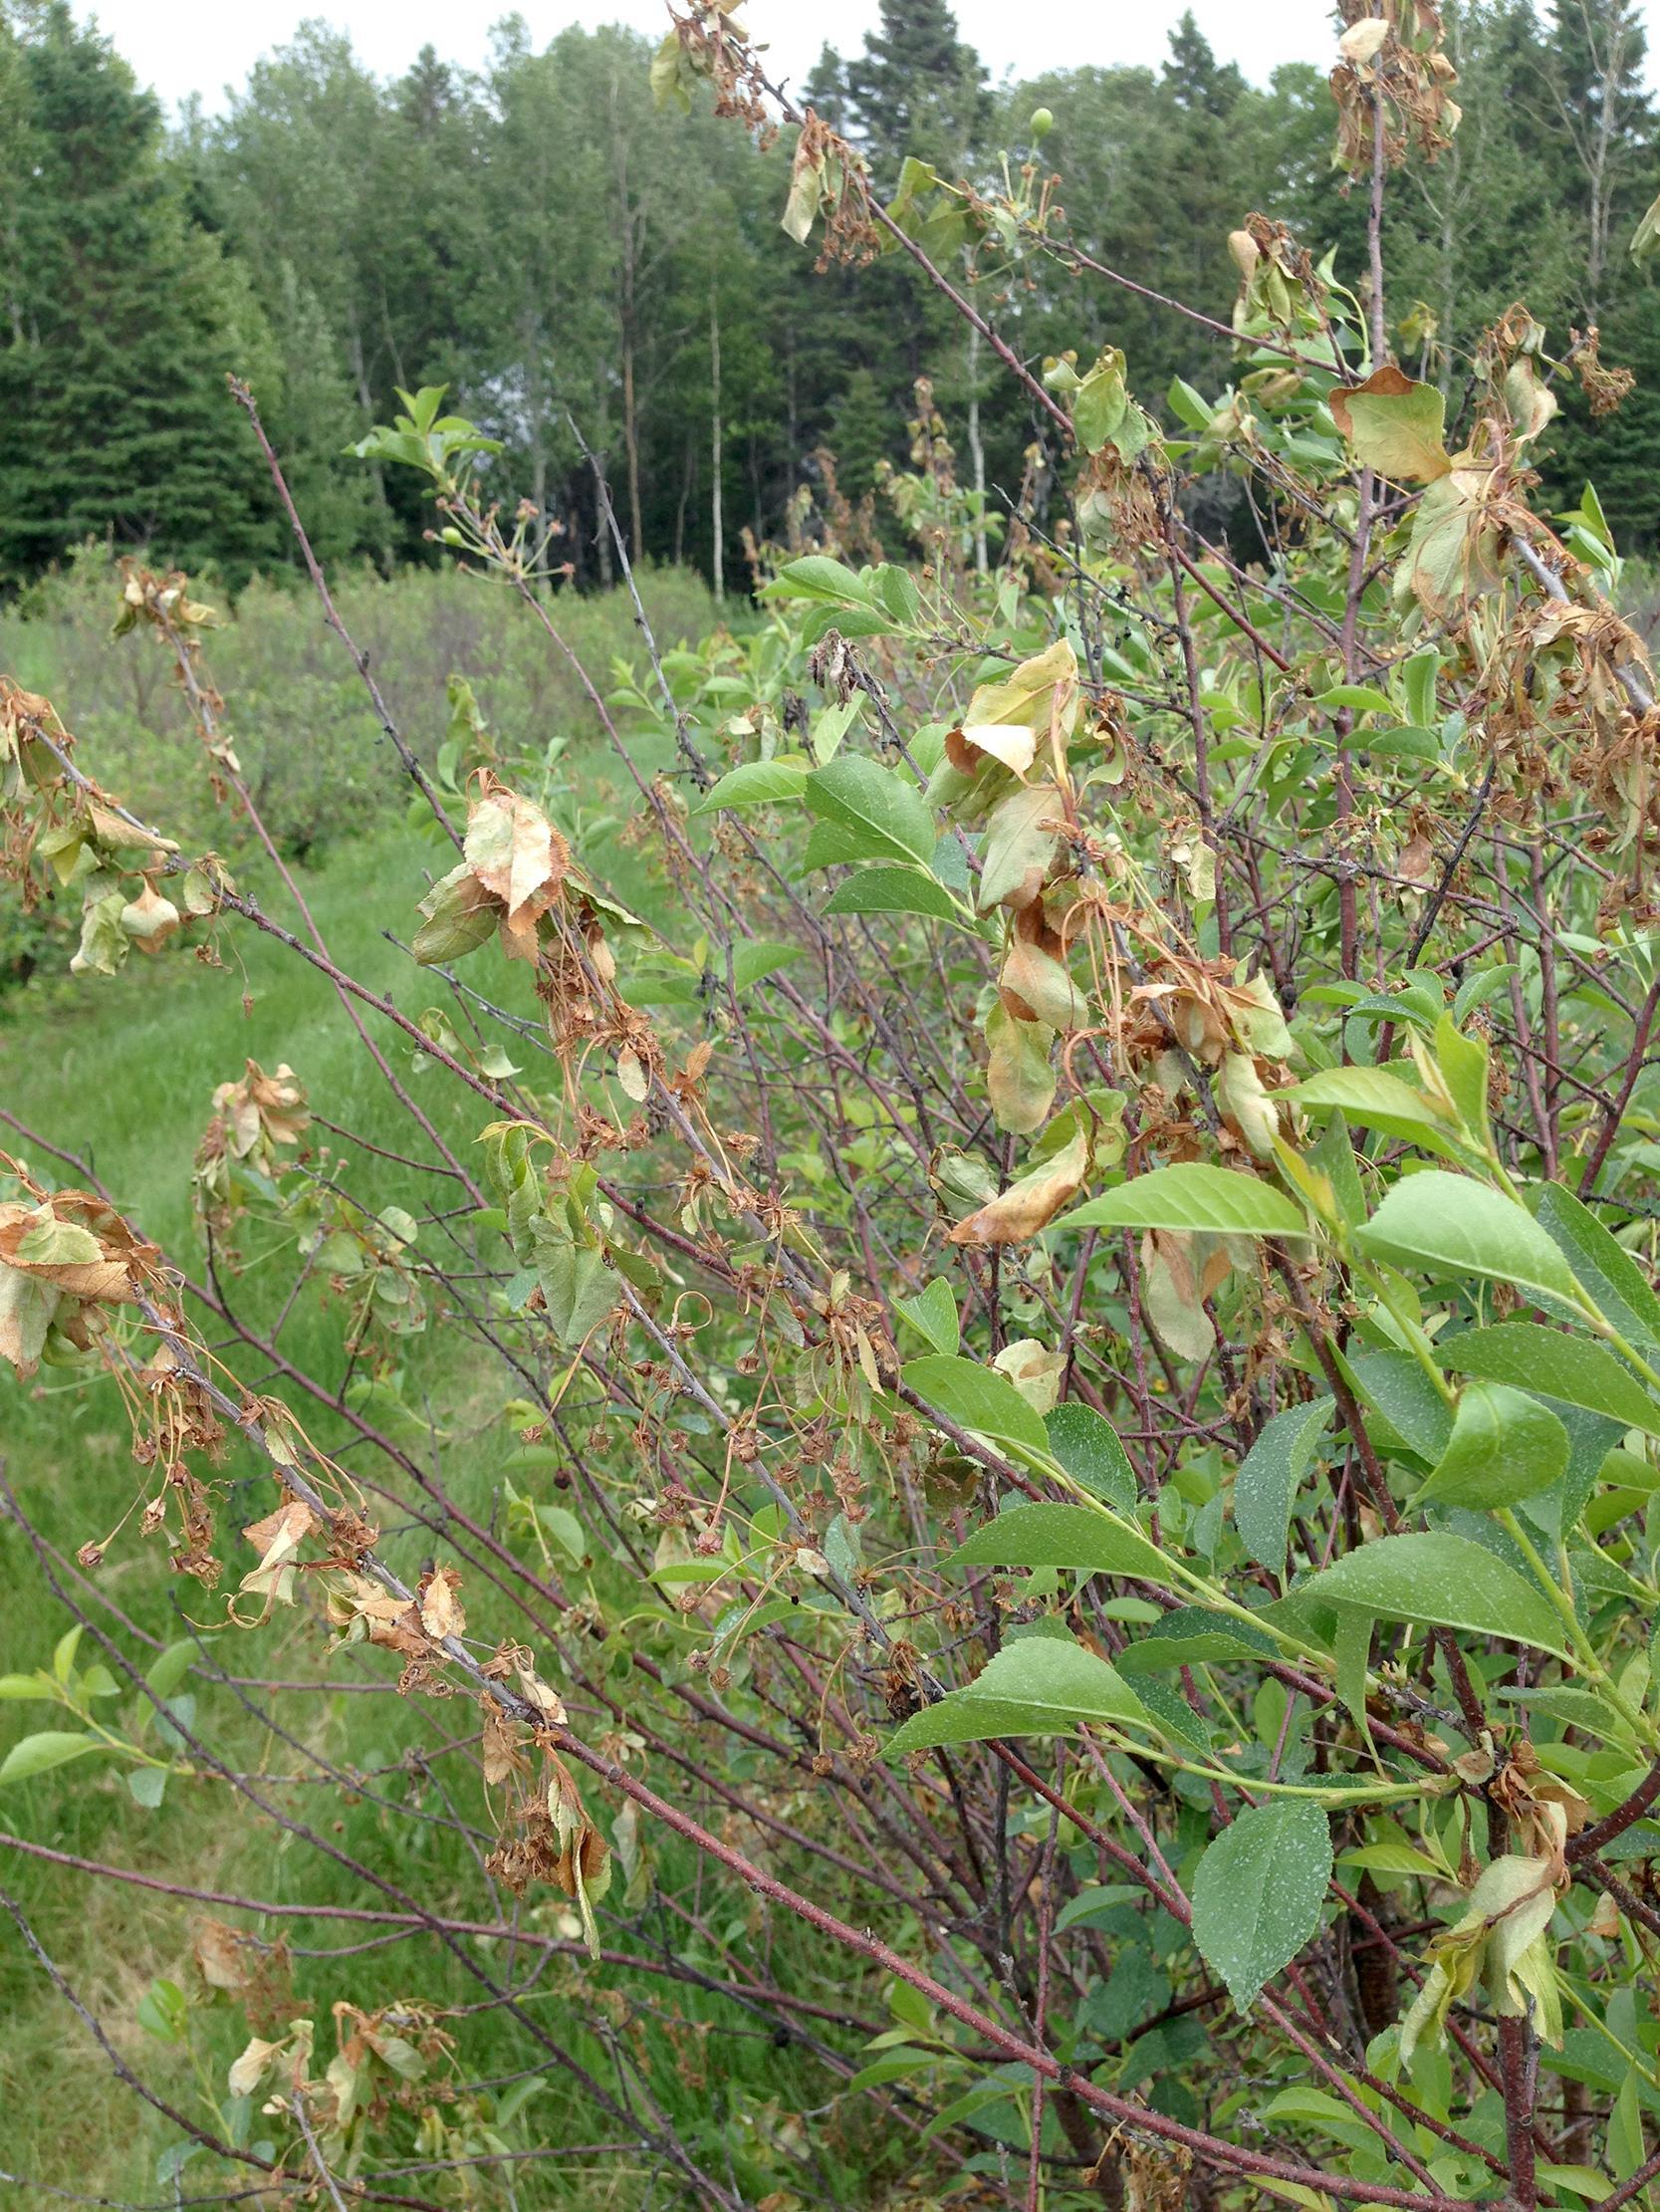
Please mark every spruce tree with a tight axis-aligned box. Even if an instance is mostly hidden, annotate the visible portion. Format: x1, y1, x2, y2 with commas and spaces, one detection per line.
814, 0, 989, 179
0, 4, 276, 581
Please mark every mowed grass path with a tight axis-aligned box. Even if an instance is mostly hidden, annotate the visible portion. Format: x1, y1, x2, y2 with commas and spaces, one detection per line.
0, 808, 839, 2201
0, 830, 512, 2193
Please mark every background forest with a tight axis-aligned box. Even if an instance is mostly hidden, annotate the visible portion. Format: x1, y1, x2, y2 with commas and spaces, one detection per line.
0, 0, 1657, 595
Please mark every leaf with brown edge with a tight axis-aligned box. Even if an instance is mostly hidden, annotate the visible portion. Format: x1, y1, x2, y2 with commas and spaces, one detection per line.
463, 779, 569, 959
1403, 464, 1505, 614
412, 861, 498, 966
1330, 366, 1452, 483
999, 911, 1086, 1029
949, 1127, 1089, 1248
0, 1265, 58, 1378
13, 1214, 102, 1269
960, 637, 1080, 767
0, 1201, 131, 1302
952, 721, 1036, 777
194, 1918, 266, 1995
227, 2038, 281, 2098
1141, 1229, 1217, 1362
978, 782, 1066, 914
985, 1003, 1055, 1134
1338, 16, 1390, 63
119, 882, 181, 953
514, 1658, 568, 1724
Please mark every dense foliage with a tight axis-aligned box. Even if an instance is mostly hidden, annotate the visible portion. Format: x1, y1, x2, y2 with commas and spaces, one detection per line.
5, 2, 1660, 2209
0, 0, 1658, 590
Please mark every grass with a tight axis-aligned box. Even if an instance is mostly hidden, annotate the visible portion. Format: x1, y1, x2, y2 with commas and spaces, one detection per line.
0, 572, 861, 2205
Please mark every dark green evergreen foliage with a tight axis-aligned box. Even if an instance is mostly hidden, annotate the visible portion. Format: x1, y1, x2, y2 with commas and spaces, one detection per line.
1, 0, 1657, 586
0, 5, 277, 582
808, 0, 990, 178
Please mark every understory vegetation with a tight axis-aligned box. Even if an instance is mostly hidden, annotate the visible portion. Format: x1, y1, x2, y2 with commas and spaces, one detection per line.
4, 3, 1660, 2210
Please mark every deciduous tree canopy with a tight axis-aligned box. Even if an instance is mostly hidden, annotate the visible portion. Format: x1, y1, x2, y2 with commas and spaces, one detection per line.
0, 0, 1655, 586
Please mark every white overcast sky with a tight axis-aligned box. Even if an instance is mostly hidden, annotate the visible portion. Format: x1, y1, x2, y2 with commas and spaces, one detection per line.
80, 0, 1659, 114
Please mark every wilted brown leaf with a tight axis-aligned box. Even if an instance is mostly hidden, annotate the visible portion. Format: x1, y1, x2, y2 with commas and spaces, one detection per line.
418, 1565, 466, 1641
949, 1128, 1089, 1247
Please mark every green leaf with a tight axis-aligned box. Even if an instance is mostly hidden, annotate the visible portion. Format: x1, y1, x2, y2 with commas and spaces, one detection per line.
0, 1730, 107, 1784
1433, 1016, 1491, 1141
1286, 1067, 1463, 1156
126, 1766, 167, 1809
1346, 1349, 1454, 1460
800, 605, 890, 647
729, 940, 804, 992
1454, 963, 1518, 1024
1494, 1684, 1638, 1744
0, 1673, 51, 1700
1296, 1532, 1572, 1656
1114, 1607, 1278, 1672
1353, 1171, 1584, 1309
1332, 1609, 1374, 1751
1057, 1162, 1306, 1240
1536, 1186, 1660, 1352
1234, 1398, 1332, 1573
1313, 684, 1395, 716
135, 1977, 189, 2044
768, 555, 875, 608
894, 1279, 960, 1356
804, 757, 936, 866
1441, 1324, 1660, 1437
1537, 2163, 1614, 2204
1336, 1840, 1448, 1880
847, 2048, 936, 2091
871, 564, 921, 626
901, 1354, 1050, 1456
537, 1505, 587, 1570
693, 761, 810, 814
1417, 1380, 1569, 1510
19, 1219, 102, 1268
1167, 375, 1211, 430
1305, 1112, 1366, 1229
947, 1502, 1172, 1590
1070, 348, 1131, 453
1045, 1403, 1137, 1512
823, 867, 957, 922
886, 1635, 1149, 1754
1191, 1801, 1332, 2013
537, 1241, 615, 1351
1400, 647, 1441, 728
1632, 186, 1660, 263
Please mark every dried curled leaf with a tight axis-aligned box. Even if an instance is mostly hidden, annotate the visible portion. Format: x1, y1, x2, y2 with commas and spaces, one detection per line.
948, 1127, 1090, 1248
0, 1188, 148, 1377
236, 1498, 320, 1619
417, 1565, 466, 1642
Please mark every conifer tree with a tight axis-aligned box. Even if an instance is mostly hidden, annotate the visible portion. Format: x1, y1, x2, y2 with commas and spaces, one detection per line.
809, 0, 989, 179
0, 4, 275, 580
